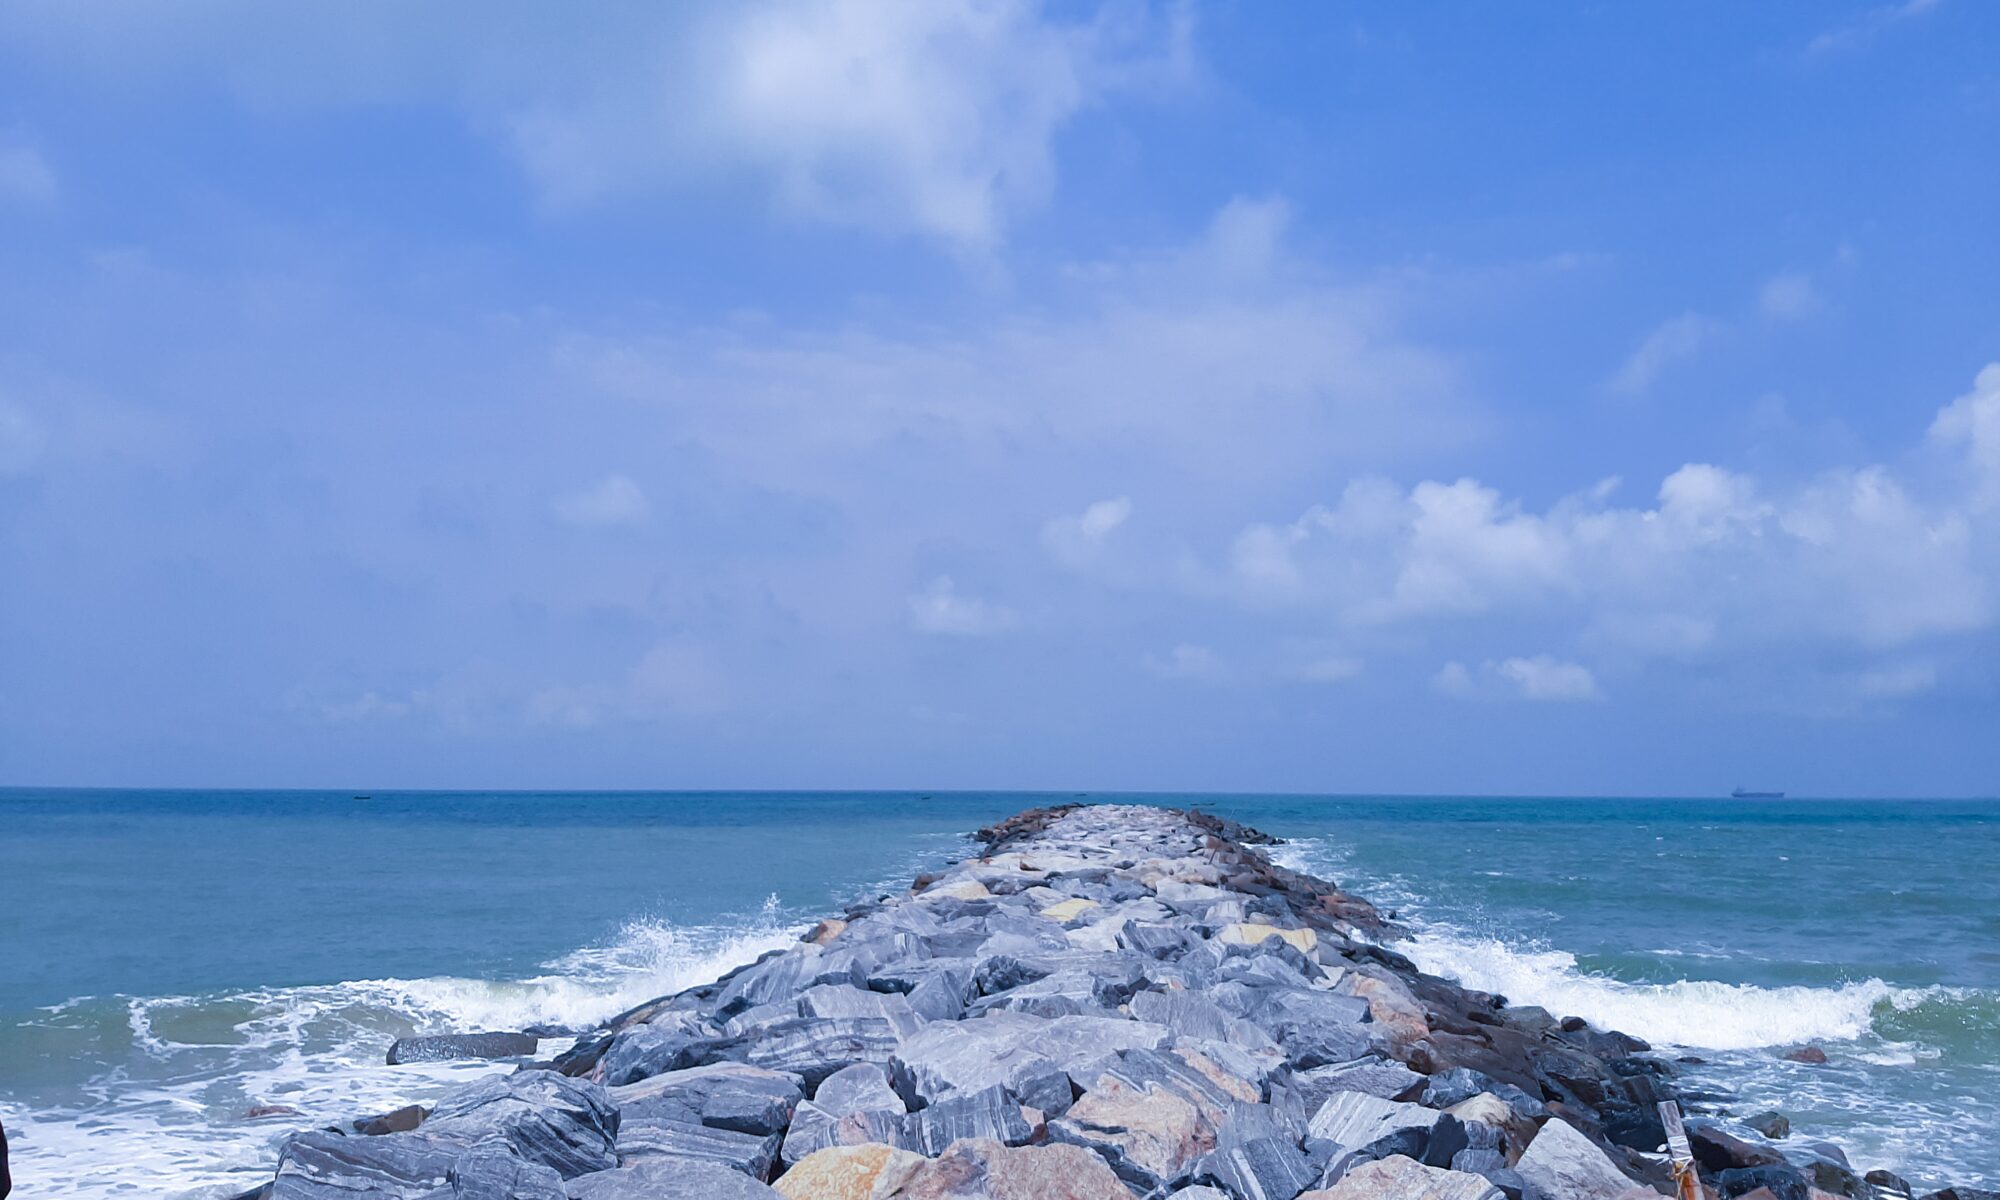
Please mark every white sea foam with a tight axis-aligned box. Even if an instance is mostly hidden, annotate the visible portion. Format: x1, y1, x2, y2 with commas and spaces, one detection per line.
1399, 926, 1945, 1051
4, 908, 807, 1200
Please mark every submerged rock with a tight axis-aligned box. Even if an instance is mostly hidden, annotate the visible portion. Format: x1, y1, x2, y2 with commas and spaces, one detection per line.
386, 1032, 539, 1066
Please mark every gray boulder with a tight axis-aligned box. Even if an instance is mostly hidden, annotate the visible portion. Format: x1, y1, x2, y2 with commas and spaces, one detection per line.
740, 1016, 904, 1087
610, 1061, 801, 1136
615, 1117, 780, 1178
446, 1149, 565, 1200
564, 1159, 780, 1200
906, 1083, 1034, 1155
1513, 1118, 1642, 1200
424, 1072, 620, 1178
388, 1033, 540, 1066
270, 1131, 462, 1200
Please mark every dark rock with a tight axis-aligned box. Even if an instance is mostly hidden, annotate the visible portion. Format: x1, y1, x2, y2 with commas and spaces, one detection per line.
1692, 1125, 1787, 1172
598, 1023, 725, 1087
1746, 1111, 1790, 1140
1919, 1189, 2000, 1200
1782, 1045, 1829, 1065
352, 1105, 429, 1136
446, 1149, 565, 1199
387, 1032, 539, 1066
1866, 1168, 1914, 1198
1714, 1165, 1813, 1200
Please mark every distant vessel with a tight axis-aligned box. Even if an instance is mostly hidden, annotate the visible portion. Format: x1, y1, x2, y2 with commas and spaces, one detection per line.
1731, 787, 1784, 799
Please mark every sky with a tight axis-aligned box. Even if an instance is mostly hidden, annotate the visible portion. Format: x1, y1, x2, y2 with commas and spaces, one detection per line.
1, 1, 1997, 795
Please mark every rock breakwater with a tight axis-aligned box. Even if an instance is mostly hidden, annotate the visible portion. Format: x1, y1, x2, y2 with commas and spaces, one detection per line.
231, 804, 1966, 1200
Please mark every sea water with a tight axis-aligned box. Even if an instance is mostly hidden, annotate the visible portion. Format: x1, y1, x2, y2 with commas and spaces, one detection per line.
0, 790, 1993, 1196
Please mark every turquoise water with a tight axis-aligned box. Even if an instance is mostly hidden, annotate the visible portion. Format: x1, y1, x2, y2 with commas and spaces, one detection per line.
0, 790, 1994, 1196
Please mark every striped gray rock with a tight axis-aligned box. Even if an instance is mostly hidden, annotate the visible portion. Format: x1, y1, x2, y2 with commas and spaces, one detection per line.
614, 1117, 780, 1178
565, 1159, 780, 1200
423, 1072, 620, 1179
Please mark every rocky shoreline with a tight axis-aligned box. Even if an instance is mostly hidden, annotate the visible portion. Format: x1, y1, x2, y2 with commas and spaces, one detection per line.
234, 804, 1978, 1200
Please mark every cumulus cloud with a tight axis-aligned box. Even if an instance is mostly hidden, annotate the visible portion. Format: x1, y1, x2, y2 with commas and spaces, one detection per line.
1609, 312, 1720, 393
554, 473, 651, 526
1759, 272, 1821, 321
1207, 364, 2000, 705
1494, 655, 1601, 701
0, 0, 1191, 253
1043, 495, 1132, 566
909, 576, 1019, 636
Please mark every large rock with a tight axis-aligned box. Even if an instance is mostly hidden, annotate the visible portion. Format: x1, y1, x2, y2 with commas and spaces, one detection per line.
1195, 1135, 1322, 1200
1300, 1154, 1504, 1200
446, 1149, 566, 1200
270, 1131, 462, 1200
565, 1158, 781, 1200
776, 1144, 928, 1200
1512, 1118, 1640, 1200
1307, 1092, 1443, 1154
424, 1072, 620, 1179
388, 1032, 541, 1066
878, 1138, 1138, 1200
612, 1061, 802, 1136
907, 1084, 1034, 1156
615, 1117, 780, 1178
745, 1017, 905, 1088
890, 1012, 1169, 1113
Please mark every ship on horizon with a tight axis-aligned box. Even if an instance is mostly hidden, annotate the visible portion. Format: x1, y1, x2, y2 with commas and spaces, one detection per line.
1731, 787, 1785, 799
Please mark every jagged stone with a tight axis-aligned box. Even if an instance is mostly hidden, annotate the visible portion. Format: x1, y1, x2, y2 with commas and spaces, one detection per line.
877, 1137, 1137, 1200
1301, 1154, 1504, 1200
813, 1062, 909, 1116
1195, 1134, 1321, 1200
445, 1148, 565, 1199
1513, 1118, 1642, 1200
617, 1116, 780, 1178
612, 1061, 802, 1136
906, 1083, 1034, 1155
271, 1131, 462, 1200
1307, 1091, 1443, 1153
890, 1012, 1169, 1114
775, 1144, 929, 1200
742, 1017, 904, 1088
566, 1158, 781, 1200
422, 1072, 619, 1179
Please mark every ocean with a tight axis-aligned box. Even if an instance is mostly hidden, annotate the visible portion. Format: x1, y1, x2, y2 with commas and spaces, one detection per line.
1, 790, 1994, 1196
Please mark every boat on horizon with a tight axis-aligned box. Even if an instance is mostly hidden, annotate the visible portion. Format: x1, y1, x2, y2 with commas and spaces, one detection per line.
1731, 787, 1784, 799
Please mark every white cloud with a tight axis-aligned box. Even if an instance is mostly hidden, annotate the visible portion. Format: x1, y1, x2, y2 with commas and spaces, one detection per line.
1288, 654, 1363, 683
554, 474, 650, 526
1204, 364, 2000, 707
1431, 661, 1476, 697
909, 575, 1019, 636
1806, 0, 1941, 56
1609, 312, 1720, 393
0, 1, 1192, 253
1759, 272, 1821, 321
1145, 643, 1224, 680
0, 134, 56, 207
1043, 495, 1132, 566
1494, 655, 1601, 701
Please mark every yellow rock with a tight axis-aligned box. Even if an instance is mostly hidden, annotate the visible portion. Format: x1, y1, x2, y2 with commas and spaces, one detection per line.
919, 879, 991, 901
776, 1143, 926, 1200
1039, 897, 1100, 922
1216, 922, 1317, 953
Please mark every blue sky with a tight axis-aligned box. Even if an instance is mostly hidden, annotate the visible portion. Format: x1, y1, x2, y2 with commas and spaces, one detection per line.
2, 1, 1997, 794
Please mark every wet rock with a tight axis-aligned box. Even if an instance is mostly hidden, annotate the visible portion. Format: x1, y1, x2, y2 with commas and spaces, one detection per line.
1865, 1168, 1914, 1198
775, 1144, 928, 1200
878, 1137, 1137, 1200
387, 1032, 540, 1066
1691, 1125, 1787, 1172
352, 1104, 429, 1136
424, 1072, 620, 1178
1301, 1154, 1504, 1200
1713, 1164, 1813, 1200
1918, 1189, 2000, 1200
1782, 1045, 1829, 1065
599, 1022, 726, 1086
566, 1158, 781, 1200
1512, 1117, 1642, 1200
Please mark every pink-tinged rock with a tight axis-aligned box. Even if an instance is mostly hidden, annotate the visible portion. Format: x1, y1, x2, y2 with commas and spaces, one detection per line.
879, 1138, 1137, 1200
775, 1144, 926, 1200
1300, 1155, 1502, 1200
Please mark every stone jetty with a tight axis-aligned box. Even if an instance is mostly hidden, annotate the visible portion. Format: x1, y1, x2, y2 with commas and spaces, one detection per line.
237, 804, 1951, 1200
